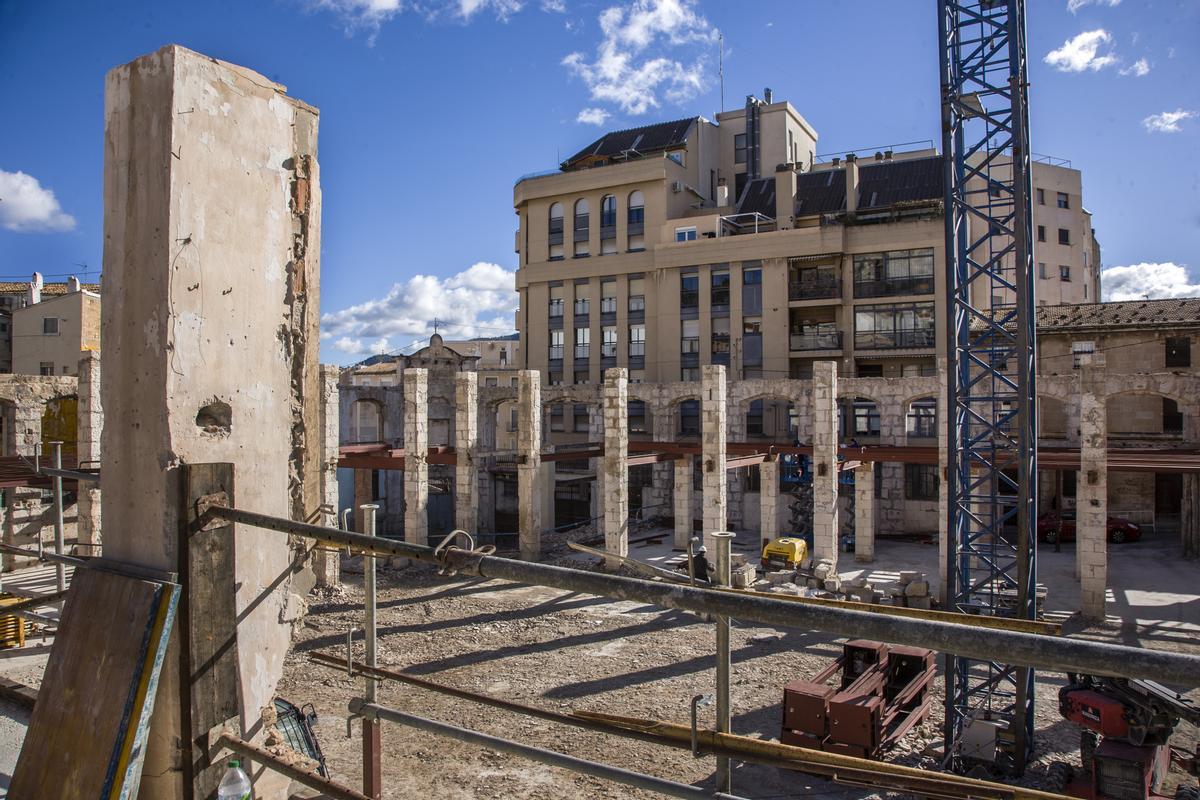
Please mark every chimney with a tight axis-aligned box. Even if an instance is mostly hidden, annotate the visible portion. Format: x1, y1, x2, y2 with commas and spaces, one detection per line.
775, 164, 797, 229
764, 87, 773, 104
28, 272, 43, 306
68, 276, 81, 293
844, 154, 859, 216
716, 177, 729, 207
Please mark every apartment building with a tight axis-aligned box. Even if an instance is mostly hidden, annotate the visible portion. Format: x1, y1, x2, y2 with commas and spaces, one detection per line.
513, 93, 1101, 426
0, 274, 101, 373
9, 274, 101, 376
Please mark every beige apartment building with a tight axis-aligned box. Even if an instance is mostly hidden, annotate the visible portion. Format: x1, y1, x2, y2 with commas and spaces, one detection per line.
0, 274, 101, 373
10, 274, 101, 376
513, 93, 1101, 430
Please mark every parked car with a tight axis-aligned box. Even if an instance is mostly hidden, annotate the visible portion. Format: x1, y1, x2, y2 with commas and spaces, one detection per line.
1036, 510, 1142, 544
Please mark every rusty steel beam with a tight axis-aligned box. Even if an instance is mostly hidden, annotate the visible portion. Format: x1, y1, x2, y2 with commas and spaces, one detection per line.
725, 453, 769, 470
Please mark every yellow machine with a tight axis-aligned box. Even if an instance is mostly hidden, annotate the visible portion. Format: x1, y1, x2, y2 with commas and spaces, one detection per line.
761, 537, 808, 571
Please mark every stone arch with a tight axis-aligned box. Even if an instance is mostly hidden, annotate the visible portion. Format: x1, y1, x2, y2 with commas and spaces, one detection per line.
668, 394, 702, 439
738, 392, 798, 442
1103, 389, 1192, 440
41, 393, 79, 456
904, 394, 938, 442
349, 398, 384, 444
838, 395, 881, 441
1038, 393, 1071, 440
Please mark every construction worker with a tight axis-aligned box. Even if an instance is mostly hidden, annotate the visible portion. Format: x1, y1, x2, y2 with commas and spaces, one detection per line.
689, 545, 713, 584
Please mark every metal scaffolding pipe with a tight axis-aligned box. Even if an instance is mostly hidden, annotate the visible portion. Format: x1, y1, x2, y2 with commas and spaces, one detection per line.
50, 442, 65, 593
203, 505, 1200, 686
712, 531, 734, 794
349, 699, 745, 800
216, 733, 370, 800
37, 465, 100, 484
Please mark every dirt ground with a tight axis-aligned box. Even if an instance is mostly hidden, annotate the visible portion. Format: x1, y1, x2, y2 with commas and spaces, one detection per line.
277, 531, 1200, 800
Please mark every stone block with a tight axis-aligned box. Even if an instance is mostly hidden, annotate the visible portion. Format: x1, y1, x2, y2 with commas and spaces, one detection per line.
905, 581, 930, 597
907, 595, 932, 610
898, 570, 922, 585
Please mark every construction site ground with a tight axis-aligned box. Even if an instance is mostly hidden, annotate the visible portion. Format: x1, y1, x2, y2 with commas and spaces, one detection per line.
0, 532, 1196, 797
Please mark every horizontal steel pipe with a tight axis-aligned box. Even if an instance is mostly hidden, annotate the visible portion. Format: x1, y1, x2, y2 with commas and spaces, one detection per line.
206, 505, 1200, 686
36, 465, 100, 484
217, 733, 369, 800
349, 700, 745, 800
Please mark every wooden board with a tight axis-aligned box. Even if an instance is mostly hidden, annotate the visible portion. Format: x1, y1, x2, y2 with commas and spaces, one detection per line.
10, 565, 178, 800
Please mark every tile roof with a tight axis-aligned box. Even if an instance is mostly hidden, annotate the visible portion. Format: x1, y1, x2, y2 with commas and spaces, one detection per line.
1037, 298, 1200, 331
563, 117, 698, 166
0, 282, 100, 296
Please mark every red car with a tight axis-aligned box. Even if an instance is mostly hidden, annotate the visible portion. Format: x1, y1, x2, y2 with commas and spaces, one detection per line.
1037, 511, 1141, 544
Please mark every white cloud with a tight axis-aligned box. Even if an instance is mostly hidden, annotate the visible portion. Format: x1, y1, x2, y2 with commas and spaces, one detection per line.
1142, 108, 1196, 134
321, 261, 518, 362
1067, 0, 1120, 13
0, 170, 76, 233
540, 0, 565, 11
309, 0, 520, 38
459, 0, 522, 21
1044, 29, 1118, 72
1120, 57, 1150, 77
576, 107, 610, 125
1102, 262, 1200, 301
561, 0, 717, 116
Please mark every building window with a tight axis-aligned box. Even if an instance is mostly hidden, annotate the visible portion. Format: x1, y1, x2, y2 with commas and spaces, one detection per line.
549, 329, 564, 360
852, 248, 935, 298
629, 324, 645, 357
1056, 191, 1069, 209
743, 317, 763, 367
711, 318, 730, 363
681, 366, 700, 381
1166, 337, 1191, 368
550, 404, 565, 432
848, 398, 880, 437
499, 347, 508, 366
747, 400, 764, 437
681, 274, 699, 310
1058, 228, 1070, 245
679, 400, 700, 435
907, 399, 937, 438
711, 270, 730, 312
734, 133, 747, 164
905, 463, 939, 501
509, 408, 519, 431
601, 326, 617, 358
742, 267, 762, 315
1037, 225, 1046, 242
549, 371, 564, 385
43, 317, 59, 335
629, 400, 647, 433
600, 284, 617, 315
854, 302, 936, 350
574, 371, 589, 386
574, 327, 590, 359
1059, 265, 1071, 281
1036, 188, 1045, 205
600, 194, 617, 255
39, 362, 54, 376
548, 202, 564, 261
549, 296, 564, 318
675, 226, 697, 242
628, 190, 645, 251
572, 404, 589, 432
629, 276, 645, 315
681, 319, 700, 355
1038, 262, 1047, 279
573, 198, 589, 257
574, 296, 589, 317
485, 377, 498, 387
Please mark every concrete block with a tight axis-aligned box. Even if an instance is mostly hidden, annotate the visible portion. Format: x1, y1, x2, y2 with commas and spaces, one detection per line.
907, 595, 932, 610
905, 581, 930, 597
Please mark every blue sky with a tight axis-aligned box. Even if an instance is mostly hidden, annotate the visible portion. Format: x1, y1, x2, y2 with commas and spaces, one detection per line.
1, 0, 1197, 363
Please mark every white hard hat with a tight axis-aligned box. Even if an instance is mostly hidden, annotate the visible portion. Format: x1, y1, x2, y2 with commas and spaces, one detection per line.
697, 545, 707, 553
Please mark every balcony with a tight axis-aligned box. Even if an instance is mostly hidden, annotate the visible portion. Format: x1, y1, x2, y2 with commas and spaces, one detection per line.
854, 329, 936, 350
548, 345, 564, 361
629, 341, 645, 357
789, 331, 843, 351
788, 274, 841, 301
574, 344, 590, 359
854, 275, 935, 299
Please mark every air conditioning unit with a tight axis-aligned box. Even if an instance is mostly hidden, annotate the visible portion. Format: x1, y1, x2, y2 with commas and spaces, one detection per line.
671, 181, 684, 193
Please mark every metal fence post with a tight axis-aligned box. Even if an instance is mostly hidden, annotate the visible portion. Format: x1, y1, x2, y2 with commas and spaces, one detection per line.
360, 503, 381, 799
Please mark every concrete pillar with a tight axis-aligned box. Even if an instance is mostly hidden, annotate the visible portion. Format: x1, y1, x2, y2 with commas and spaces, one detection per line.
102, 45, 321, 799
518, 370, 542, 560
1077, 358, 1108, 621
674, 456, 693, 549
937, 358, 950, 603
812, 361, 839, 568
854, 462, 875, 563
454, 372, 479, 534
312, 365, 340, 586
760, 458, 779, 545
650, 402, 673, 516
76, 351, 102, 554
602, 369, 629, 568
403, 368, 429, 546
701, 365, 727, 551
1182, 474, 1200, 560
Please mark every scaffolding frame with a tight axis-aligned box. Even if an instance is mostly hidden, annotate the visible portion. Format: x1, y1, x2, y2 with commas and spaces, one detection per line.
938, 0, 1038, 773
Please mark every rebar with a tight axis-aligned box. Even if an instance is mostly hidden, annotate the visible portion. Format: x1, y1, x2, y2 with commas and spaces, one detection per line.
202, 505, 1200, 686
217, 733, 369, 800
349, 699, 746, 800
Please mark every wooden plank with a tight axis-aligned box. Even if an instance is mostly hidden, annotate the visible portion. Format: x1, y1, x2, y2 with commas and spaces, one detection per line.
9, 567, 178, 799
180, 463, 239, 800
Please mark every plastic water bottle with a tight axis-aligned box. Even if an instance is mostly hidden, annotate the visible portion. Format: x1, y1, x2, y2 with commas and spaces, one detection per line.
217, 759, 252, 800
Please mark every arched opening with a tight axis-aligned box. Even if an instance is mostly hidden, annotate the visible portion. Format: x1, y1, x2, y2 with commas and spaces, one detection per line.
1039, 395, 1069, 440
627, 190, 645, 251
906, 397, 937, 441
839, 397, 879, 442
548, 202, 564, 261
1106, 392, 1185, 439
628, 400, 651, 439
350, 399, 383, 444
676, 399, 700, 438
42, 395, 78, 456
746, 398, 796, 441
573, 198, 590, 257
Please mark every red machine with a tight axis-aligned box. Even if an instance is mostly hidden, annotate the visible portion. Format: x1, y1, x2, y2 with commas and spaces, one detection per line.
1058, 673, 1200, 800
781, 640, 935, 759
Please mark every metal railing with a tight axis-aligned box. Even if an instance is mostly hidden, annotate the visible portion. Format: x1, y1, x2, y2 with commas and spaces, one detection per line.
853, 275, 935, 298
788, 276, 841, 301
789, 331, 843, 351
854, 329, 936, 350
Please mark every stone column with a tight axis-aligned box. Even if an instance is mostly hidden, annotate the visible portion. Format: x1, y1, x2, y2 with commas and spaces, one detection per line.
312, 365, 340, 586
602, 369, 629, 569
1077, 358, 1108, 621
76, 351, 102, 554
518, 370, 542, 560
454, 372, 479, 534
403, 368, 429, 546
651, 401, 674, 518
760, 458, 779, 544
102, 45, 321, 799
812, 361, 839, 569
854, 462, 875, 563
674, 456, 693, 549
937, 360, 950, 604
701, 365, 727, 551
